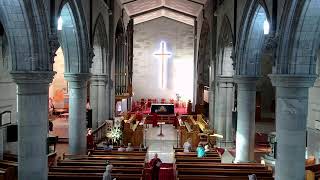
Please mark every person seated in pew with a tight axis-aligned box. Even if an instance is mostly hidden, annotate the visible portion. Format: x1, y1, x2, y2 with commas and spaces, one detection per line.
126, 143, 134, 151
248, 174, 257, 180
196, 143, 206, 158
204, 144, 210, 153
102, 164, 114, 180
149, 153, 162, 180
139, 144, 144, 151
183, 138, 192, 152
102, 142, 113, 151
118, 144, 126, 152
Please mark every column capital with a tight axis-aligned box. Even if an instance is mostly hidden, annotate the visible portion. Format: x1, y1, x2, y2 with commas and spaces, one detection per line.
234, 75, 259, 84
64, 73, 91, 82
217, 76, 234, 88
268, 74, 316, 88
91, 74, 107, 82
217, 76, 234, 83
11, 71, 55, 84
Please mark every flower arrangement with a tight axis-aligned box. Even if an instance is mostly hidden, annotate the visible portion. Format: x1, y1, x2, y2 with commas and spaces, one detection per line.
109, 127, 122, 143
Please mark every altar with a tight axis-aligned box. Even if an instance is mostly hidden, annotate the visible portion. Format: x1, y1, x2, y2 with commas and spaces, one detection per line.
151, 104, 175, 115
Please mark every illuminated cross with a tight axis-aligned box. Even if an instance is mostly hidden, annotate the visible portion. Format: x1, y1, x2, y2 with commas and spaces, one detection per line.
153, 41, 172, 88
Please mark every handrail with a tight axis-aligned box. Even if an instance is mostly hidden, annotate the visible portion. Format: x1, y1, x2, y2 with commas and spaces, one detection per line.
92, 121, 108, 144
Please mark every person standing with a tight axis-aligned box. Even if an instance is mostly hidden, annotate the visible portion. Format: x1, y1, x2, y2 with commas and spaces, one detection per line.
102, 164, 113, 180
149, 153, 162, 180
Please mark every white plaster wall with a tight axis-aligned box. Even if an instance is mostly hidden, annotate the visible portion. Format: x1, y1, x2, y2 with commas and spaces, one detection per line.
133, 17, 194, 101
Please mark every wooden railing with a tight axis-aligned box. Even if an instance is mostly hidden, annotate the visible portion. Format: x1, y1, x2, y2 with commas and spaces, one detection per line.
92, 121, 107, 144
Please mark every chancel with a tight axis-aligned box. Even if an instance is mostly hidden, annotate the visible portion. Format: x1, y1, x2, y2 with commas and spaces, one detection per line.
0, 0, 319, 180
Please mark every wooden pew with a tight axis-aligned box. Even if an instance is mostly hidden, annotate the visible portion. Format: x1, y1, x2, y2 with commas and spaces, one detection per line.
3, 154, 17, 162
63, 154, 146, 161
174, 152, 220, 158
174, 150, 273, 180
50, 166, 143, 174
175, 156, 221, 163
48, 172, 142, 180
0, 160, 17, 180
57, 160, 145, 168
177, 175, 274, 180
175, 162, 268, 170
90, 150, 147, 156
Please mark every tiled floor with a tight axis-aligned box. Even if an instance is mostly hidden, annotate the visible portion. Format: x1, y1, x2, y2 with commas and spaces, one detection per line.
145, 124, 178, 163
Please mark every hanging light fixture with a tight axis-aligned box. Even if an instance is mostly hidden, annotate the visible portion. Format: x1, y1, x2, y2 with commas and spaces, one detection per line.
57, 16, 63, 30
264, 19, 270, 35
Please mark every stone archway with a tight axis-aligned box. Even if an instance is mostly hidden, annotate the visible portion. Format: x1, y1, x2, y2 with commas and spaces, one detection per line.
196, 18, 210, 106
90, 14, 109, 129
214, 16, 235, 146
233, 0, 270, 163
270, 1, 320, 179
0, 1, 55, 179
57, 1, 91, 155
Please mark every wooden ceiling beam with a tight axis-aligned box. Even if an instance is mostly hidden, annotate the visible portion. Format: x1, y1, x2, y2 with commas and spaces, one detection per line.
130, 6, 196, 19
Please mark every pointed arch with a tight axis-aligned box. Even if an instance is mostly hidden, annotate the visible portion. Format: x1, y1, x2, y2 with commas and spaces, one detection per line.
196, 18, 210, 104
235, 0, 271, 76
92, 14, 108, 75
276, 0, 320, 74
217, 15, 234, 76
57, 0, 91, 73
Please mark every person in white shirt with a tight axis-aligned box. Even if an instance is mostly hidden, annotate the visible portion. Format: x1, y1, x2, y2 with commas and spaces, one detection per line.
118, 144, 125, 152
102, 164, 113, 180
183, 138, 192, 152
126, 143, 134, 151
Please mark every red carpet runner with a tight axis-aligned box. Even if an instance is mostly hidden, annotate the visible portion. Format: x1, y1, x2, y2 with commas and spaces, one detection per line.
144, 163, 174, 180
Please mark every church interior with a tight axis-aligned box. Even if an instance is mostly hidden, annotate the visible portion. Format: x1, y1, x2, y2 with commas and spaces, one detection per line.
0, 0, 319, 180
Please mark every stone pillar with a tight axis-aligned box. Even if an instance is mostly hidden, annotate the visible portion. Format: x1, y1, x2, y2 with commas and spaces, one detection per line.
11, 71, 54, 180
234, 76, 258, 163
214, 77, 234, 145
208, 81, 215, 129
269, 74, 316, 180
90, 74, 107, 129
65, 73, 90, 155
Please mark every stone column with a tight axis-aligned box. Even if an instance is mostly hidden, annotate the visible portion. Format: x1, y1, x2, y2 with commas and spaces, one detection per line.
90, 74, 107, 129
208, 81, 215, 129
234, 76, 258, 163
11, 71, 54, 180
269, 74, 316, 180
97, 75, 107, 126
65, 73, 90, 155
214, 77, 234, 145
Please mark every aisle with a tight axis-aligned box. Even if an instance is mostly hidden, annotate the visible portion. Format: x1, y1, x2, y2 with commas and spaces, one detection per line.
145, 124, 178, 163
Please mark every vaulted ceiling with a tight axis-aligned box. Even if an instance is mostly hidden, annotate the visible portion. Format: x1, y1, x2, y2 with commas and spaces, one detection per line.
120, 0, 208, 26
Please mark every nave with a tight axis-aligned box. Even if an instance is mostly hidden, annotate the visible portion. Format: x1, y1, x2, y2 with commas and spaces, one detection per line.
0, 0, 320, 180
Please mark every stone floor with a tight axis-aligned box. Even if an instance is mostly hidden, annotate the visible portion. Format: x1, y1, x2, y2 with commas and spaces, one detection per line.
145, 124, 178, 163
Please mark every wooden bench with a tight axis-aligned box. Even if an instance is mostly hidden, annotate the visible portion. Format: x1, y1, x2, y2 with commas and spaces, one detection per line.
48, 172, 142, 180
175, 152, 220, 158
52, 151, 146, 180
3, 154, 17, 162
0, 160, 17, 180
90, 150, 147, 156
175, 156, 221, 163
177, 174, 274, 180
63, 154, 146, 161
174, 150, 273, 180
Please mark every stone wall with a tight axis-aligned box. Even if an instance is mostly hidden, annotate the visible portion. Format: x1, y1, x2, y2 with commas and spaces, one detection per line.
133, 17, 194, 101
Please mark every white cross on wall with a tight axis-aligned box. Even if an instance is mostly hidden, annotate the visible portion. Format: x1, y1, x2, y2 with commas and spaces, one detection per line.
153, 41, 172, 88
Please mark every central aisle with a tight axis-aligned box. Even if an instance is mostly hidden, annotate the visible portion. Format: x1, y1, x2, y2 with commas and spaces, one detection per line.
145, 124, 178, 163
